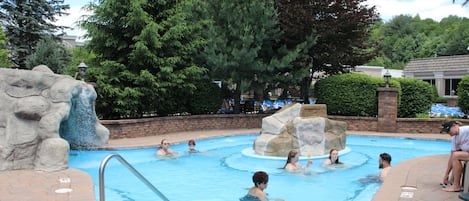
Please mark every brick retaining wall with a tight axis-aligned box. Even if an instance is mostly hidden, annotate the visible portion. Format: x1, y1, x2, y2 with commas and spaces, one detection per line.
101, 114, 267, 139
101, 114, 469, 139
328, 115, 469, 134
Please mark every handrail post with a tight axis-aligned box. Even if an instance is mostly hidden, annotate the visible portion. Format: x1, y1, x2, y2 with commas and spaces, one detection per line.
98, 153, 170, 201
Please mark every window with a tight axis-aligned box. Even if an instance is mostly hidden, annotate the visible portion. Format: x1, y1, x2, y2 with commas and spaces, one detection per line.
423, 79, 435, 86
445, 79, 460, 96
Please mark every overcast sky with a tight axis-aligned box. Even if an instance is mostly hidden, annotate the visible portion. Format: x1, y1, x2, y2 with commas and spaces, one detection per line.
57, 0, 469, 41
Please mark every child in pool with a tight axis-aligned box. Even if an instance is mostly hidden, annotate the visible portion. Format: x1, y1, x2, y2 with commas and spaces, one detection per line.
239, 171, 284, 201
187, 139, 198, 153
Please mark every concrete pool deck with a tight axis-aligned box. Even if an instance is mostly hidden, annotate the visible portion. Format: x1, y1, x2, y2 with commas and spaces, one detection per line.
0, 129, 462, 201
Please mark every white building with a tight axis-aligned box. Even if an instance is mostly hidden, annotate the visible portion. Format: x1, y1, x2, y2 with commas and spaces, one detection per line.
354, 65, 403, 78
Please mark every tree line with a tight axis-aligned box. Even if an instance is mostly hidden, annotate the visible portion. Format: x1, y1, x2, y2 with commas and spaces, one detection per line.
0, 0, 467, 119
367, 14, 469, 69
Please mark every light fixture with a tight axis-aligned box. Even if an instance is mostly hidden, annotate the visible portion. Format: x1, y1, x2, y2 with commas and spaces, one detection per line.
77, 61, 88, 81
384, 70, 391, 88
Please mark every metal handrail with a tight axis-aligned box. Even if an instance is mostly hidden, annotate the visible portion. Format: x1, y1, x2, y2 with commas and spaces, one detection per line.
99, 153, 170, 201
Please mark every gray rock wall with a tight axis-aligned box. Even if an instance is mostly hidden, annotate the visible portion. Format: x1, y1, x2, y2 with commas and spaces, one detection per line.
0, 66, 109, 171
254, 103, 347, 157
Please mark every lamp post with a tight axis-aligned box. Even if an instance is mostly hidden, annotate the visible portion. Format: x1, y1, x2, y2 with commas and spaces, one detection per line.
77, 61, 88, 81
384, 70, 391, 88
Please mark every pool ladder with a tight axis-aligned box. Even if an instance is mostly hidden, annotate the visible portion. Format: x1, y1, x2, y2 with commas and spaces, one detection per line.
98, 153, 170, 201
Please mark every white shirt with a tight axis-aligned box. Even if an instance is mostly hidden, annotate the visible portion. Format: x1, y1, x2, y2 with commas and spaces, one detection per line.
452, 126, 469, 151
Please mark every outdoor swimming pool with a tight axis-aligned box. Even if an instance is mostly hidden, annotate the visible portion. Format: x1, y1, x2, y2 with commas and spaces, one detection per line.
69, 134, 450, 201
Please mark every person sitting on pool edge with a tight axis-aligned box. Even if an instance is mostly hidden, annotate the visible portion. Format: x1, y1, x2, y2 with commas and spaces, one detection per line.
440, 120, 469, 192
156, 139, 178, 157
378, 152, 392, 181
323, 148, 343, 165
239, 171, 284, 201
187, 139, 198, 153
283, 150, 313, 173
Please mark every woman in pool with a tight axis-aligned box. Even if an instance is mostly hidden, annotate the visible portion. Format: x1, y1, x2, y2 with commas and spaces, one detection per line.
323, 148, 343, 165
283, 150, 313, 173
156, 139, 178, 157
240, 171, 284, 201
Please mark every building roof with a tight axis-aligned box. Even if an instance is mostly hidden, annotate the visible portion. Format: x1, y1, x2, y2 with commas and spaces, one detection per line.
404, 54, 469, 73
355, 65, 403, 78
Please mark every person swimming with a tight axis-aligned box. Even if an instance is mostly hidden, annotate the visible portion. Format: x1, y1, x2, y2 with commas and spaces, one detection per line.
323, 148, 343, 165
156, 139, 178, 157
239, 171, 284, 201
283, 150, 313, 174
187, 139, 198, 153
358, 152, 392, 183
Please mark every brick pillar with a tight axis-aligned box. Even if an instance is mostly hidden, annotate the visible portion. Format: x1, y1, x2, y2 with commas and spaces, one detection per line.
377, 87, 398, 132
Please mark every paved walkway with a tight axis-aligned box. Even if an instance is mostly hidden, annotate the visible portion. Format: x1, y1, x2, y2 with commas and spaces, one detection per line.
0, 129, 463, 201
0, 169, 95, 201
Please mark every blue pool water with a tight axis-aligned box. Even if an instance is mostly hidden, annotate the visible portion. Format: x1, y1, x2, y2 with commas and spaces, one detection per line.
69, 134, 450, 201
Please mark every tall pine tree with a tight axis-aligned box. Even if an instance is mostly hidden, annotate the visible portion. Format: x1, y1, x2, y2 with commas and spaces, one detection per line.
81, 0, 207, 119
0, 0, 69, 68
0, 28, 10, 68
25, 36, 71, 73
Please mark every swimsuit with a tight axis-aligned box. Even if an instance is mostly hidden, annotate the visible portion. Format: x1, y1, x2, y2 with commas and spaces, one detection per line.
239, 194, 261, 201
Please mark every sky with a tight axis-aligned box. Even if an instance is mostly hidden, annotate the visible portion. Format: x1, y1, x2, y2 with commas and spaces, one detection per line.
57, 0, 469, 41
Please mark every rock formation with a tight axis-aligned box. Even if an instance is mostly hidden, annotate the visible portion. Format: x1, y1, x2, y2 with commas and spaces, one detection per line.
0, 66, 109, 171
254, 103, 346, 157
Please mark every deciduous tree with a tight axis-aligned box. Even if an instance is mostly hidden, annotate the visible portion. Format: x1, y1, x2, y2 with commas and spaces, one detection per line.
275, 0, 379, 102
367, 15, 469, 69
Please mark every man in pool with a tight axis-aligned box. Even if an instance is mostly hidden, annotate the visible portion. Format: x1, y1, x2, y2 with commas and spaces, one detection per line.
357, 153, 391, 183
379, 152, 392, 181
441, 120, 469, 192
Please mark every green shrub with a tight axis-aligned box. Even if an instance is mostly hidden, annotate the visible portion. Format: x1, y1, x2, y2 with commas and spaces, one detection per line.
435, 97, 448, 103
431, 85, 439, 102
188, 80, 224, 115
395, 78, 433, 118
415, 113, 429, 118
458, 75, 469, 114
314, 73, 400, 116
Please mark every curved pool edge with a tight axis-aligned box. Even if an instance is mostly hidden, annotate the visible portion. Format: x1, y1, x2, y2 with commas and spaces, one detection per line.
347, 131, 451, 142
241, 147, 352, 160
98, 129, 452, 151
97, 128, 262, 150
